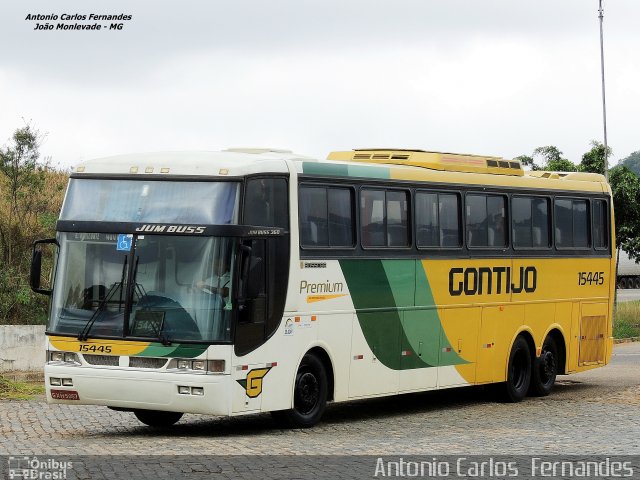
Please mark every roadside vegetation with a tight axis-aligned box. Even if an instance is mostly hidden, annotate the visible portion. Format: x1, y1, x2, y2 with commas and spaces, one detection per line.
614, 301, 640, 339
0, 375, 44, 400
0, 122, 67, 325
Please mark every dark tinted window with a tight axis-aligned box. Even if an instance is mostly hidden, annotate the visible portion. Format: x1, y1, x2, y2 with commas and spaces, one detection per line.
554, 198, 590, 248
361, 190, 386, 247
300, 187, 328, 246
555, 199, 573, 247
466, 194, 506, 248
244, 178, 288, 228
574, 200, 589, 247
532, 198, 551, 247
416, 192, 461, 247
593, 200, 608, 249
512, 197, 551, 248
361, 189, 409, 248
299, 186, 354, 247
386, 191, 409, 247
328, 188, 354, 246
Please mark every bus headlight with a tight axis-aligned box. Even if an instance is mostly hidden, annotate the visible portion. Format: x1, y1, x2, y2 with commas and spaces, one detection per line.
168, 359, 225, 373
177, 360, 191, 370
48, 351, 81, 365
64, 353, 79, 364
50, 351, 65, 362
192, 360, 206, 371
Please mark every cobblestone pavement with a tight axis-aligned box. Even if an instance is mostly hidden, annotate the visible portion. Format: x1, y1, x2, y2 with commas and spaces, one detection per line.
1, 344, 639, 457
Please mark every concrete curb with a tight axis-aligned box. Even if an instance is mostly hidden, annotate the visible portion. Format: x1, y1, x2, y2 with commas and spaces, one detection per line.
614, 337, 640, 344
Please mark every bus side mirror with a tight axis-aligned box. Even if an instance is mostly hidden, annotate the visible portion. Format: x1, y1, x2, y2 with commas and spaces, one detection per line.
30, 239, 58, 296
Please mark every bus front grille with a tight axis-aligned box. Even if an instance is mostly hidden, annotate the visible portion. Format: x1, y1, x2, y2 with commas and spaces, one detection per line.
129, 357, 168, 369
83, 354, 120, 366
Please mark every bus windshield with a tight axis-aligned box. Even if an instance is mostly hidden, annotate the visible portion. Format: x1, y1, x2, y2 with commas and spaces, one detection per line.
50, 233, 235, 343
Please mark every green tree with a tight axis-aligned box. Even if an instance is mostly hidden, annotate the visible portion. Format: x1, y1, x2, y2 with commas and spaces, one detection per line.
620, 150, 640, 176
608, 165, 640, 260
0, 123, 48, 265
513, 155, 537, 170
515, 145, 577, 172
546, 158, 578, 172
579, 140, 611, 174
0, 123, 67, 324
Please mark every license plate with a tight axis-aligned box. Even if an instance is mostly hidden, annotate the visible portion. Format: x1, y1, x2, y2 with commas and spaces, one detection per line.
50, 389, 80, 401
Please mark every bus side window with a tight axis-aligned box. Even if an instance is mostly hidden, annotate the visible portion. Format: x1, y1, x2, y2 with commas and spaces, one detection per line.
593, 199, 608, 249
244, 178, 289, 228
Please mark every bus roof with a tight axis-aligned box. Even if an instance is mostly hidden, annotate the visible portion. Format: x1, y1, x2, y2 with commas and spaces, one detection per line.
71, 150, 309, 177
314, 149, 609, 193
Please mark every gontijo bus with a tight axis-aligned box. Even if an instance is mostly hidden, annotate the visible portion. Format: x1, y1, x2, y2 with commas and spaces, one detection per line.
31, 148, 614, 428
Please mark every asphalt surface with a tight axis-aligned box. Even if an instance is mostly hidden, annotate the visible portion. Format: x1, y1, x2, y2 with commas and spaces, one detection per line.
617, 288, 640, 303
1, 344, 638, 458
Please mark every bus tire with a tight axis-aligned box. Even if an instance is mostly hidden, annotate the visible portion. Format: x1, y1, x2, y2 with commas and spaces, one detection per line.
497, 336, 532, 403
272, 353, 327, 428
528, 336, 558, 397
618, 278, 627, 289
133, 409, 183, 427
634, 277, 640, 289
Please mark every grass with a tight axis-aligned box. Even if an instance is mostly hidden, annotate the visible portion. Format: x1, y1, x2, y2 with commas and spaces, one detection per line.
614, 301, 640, 339
0, 375, 44, 400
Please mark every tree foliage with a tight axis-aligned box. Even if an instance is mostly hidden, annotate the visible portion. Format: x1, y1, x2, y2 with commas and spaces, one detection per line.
0, 123, 67, 324
579, 140, 611, 175
608, 165, 640, 260
515, 141, 640, 261
515, 145, 577, 172
620, 150, 640, 177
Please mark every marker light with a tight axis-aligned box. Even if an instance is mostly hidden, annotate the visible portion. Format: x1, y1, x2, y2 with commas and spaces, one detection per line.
207, 360, 225, 373
50, 378, 62, 386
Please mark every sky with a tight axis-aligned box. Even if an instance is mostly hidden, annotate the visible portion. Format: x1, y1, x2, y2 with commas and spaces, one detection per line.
1, 0, 639, 169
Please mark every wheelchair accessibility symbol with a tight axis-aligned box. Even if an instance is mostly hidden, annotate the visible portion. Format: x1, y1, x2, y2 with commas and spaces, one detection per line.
117, 234, 133, 251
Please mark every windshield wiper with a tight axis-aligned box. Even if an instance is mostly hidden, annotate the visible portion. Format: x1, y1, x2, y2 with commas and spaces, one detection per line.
77, 255, 128, 341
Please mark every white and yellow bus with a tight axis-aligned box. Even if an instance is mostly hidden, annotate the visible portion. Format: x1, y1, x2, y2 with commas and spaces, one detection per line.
31, 148, 614, 428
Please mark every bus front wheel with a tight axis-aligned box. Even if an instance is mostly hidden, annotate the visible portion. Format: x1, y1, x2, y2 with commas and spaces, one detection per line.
529, 336, 558, 397
497, 336, 532, 402
133, 409, 183, 427
272, 353, 328, 428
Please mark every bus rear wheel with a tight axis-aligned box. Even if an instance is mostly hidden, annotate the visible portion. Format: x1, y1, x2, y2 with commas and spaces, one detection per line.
133, 409, 183, 427
497, 336, 532, 402
529, 336, 558, 397
272, 353, 328, 428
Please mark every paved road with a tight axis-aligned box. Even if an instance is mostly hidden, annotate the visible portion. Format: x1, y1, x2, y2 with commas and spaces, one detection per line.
617, 288, 640, 303
1, 344, 639, 457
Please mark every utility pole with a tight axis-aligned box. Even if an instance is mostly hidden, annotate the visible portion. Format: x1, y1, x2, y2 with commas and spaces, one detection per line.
598, 0, 609, 180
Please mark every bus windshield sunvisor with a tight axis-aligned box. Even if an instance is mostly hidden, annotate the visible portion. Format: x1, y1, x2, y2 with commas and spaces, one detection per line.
60, 179, 239, 224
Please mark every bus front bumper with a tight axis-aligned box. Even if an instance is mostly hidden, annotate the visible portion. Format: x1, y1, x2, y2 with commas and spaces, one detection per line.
44, 364, 231, 416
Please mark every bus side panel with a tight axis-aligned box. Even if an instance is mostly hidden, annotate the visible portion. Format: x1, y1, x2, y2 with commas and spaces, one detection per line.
315, 312, 354, 402
437, 307, 480, 387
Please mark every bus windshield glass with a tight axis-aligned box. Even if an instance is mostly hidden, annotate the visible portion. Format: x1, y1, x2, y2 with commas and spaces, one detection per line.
60, 179, 239, 224
50, 233, 235, 343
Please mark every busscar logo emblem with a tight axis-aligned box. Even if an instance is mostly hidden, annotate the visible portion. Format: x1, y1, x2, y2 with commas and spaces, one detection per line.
237, 368, 271, 398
